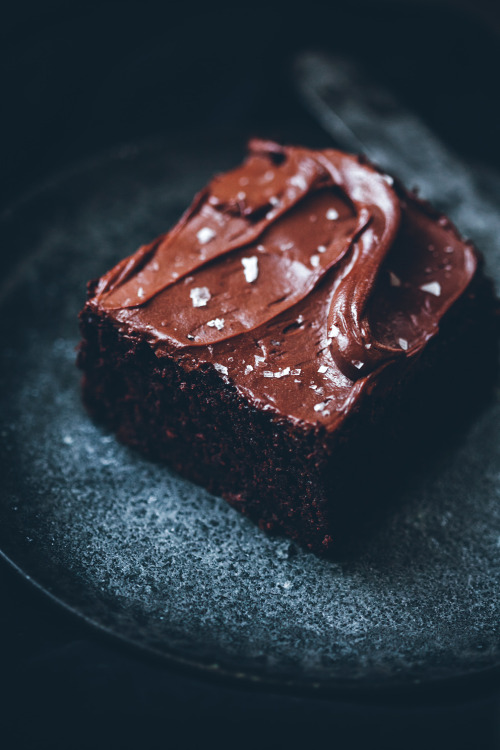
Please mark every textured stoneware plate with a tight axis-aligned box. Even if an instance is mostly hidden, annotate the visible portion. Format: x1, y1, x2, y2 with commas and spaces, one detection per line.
1, 136, 499, 694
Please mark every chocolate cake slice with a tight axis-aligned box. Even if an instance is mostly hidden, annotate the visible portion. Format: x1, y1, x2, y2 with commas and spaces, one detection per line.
77, 139, 496, 553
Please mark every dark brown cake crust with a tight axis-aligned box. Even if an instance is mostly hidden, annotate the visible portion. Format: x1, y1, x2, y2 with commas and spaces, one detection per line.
77, 140, 498, 554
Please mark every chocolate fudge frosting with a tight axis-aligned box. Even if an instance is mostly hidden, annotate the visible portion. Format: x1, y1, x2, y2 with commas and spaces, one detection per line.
90, 140, 477, 428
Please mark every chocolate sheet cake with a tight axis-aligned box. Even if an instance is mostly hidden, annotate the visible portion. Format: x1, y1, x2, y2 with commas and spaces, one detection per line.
77, 139, 495, 553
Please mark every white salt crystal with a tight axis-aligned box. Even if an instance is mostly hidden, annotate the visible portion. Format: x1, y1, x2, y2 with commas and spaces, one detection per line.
242, 256, 259, 283
290, 174, 307, 190
274, 367, 290, 378
196, 227, 216, 245
420, 281, 441, 297
190, 286, 211, 307
314, 401, 329, 412
214, 363, 228, 376
206, 318, 225, 330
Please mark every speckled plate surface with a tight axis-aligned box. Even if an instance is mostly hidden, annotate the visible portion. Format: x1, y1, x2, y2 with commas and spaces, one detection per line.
1, 136, 499, 694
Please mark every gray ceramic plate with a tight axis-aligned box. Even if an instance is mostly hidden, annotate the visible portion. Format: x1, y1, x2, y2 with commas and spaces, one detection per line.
1, 135, 499, 694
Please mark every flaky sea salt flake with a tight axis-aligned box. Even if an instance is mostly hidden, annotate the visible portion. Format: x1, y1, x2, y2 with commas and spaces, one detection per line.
276, 367, 290, 378
420, 281, 441, 297
190, 286, 211, 307
214, 363, 228, 376
206, 318, 225, 330
318, 365, 328, 374
242, 256, 259, 283
326, 208, 339, 220
290, 174, 307, 190
398, 338, 409, 351
310, 254, 320, 268
314, 401, 329, 412
196, 227, 216, 245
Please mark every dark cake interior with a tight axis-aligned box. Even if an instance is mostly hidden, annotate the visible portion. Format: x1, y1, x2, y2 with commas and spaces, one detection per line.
78, 140, 497, 554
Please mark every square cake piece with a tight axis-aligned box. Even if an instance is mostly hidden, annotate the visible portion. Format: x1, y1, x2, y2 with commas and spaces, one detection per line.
78, 139, 495, 553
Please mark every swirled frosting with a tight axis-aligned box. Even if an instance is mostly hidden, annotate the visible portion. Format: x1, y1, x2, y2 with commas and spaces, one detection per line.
91, 140, 478, 429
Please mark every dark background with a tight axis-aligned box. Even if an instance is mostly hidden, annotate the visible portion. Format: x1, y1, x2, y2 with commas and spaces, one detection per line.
1, 1, 500, 747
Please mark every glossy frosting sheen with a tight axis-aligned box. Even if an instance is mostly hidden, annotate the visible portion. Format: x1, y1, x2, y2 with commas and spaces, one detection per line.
92, 140, 477, 429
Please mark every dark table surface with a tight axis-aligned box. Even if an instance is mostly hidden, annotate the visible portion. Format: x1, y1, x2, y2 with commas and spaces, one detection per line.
1, 2, 500, 747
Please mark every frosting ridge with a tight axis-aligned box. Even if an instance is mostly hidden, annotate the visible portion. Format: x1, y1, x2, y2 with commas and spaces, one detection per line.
91, 140, 478, 421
